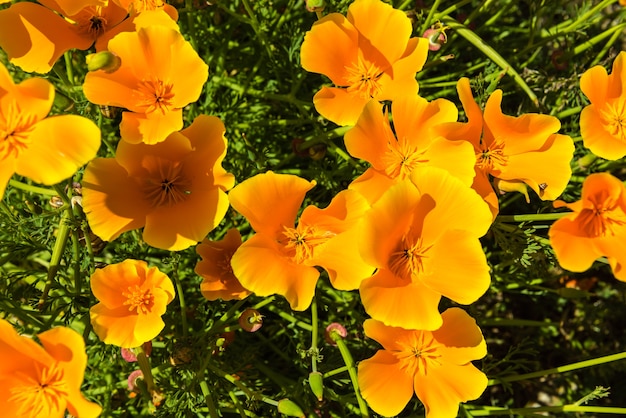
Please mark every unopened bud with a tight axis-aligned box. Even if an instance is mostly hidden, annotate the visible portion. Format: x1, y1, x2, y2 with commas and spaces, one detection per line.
308, 371, 324, 401
239, 308, 263, 332
305, 0, 325, 12
277, 399, 305, 417
422, 22, 449, 52
86, 51, 121, 73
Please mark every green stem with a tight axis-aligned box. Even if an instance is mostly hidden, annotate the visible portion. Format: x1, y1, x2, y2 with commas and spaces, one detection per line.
495, 212, 569, 223
310, 296, 319, 373
467, 406, 626, 416
63, 52, 74, 85
266, 304, 313, 331
574, 22, 626, 56
8, 180, 57, 196
199, 380, 219, 418
489, 351, 626, 385
330, 332, 369, 417
136, 350, 157, 394
419, 0, 443, 34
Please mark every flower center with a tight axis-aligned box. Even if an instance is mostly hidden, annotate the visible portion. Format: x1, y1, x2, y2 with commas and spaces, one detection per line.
388, 236, 431, 281
577, 192, 626, 237
393, 332, 443, 377
123, 285, 155, 314
381, 132, 427, 179
73, 6, 108, 39
136, 78, 175, 115
0, 103, 35, 160
281, 224, 333, 264
142, 157, 192, 207
476, 138, 508, 173
9, 363, 69, 417
600, 100, 626, 142
345, 56, 383, 99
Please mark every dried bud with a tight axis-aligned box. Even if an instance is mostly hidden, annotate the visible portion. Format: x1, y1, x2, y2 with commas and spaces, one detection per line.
422, 25, 448, 52
86, 51, 121, 73
127, 369, 144, 392
238, 308, 263, 332
308, 144, 327, 161
324, 323, 347, 346
277, 399, 305, 417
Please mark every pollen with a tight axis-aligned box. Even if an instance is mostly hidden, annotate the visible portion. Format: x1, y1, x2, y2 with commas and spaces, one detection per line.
476, 138, 508, 173
389, 236, 432, 281
392, 332, 443, 377
381, 132, 428, 179
281, 224, 333, 264
136, 78, 176, 115
345, 56, 383, 99
0, 103, 35, 160
600, 100, 626, 141
143, 157, 192, 207
9, 363, 69, 417
122, 285, 155, 314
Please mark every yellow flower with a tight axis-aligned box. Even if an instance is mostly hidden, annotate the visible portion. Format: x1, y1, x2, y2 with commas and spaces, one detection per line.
89, 259, 175, 348
358, 308, 488, 418
580, 51, 626, 160
0, 61, 100, 198
82, 115, 234, 251
0, 319, 102, 418
549, 172, 626, 281
83, 11, 207, 144
300, 0, 429, 126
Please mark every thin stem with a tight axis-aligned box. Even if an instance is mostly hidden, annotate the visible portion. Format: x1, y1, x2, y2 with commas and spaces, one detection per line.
467, 406, 626, 416
63, 52, 74, 85
330, 331, 369, 417
495, 212, 569, 223
310, 296, 319, 373
8, 180, 57, 196
419, 0, 443, 34
199, 380, 219, 418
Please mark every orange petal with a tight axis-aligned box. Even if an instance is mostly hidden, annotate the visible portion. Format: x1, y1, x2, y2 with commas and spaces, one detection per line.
358, 350, 414, 417
435, 77, 483, 146
90, 260, 145, 307
347, 0, 412, 65
15, 115, 100, 185
360, 269, 443, 330
548, 217, 604, 272
120, 109, 183, 145
90, 303, 143, 347
82, 158, 151, 242
231, 233, 320, 310
143, 187, 229, 250
414, 361, 487, 418
115, 131, 192, 176
0, 319, 50, 374
423, 230, 490, 305
580, 64, 608, 105
12, 77, 55, 121
377, 38, 429, 101
39, 0, 108, 17
580, 105, 626, 160
362, 318, 417, 351
392, 95, 458, 149
499, 133, 574, 200
228, 171, 315, 236
312, 86, 370, 126
348, 168, 397, 204
434, 308, 487, 364
0, 2, 92, 73
300, 13, 359, 85
344, 99, 390, 166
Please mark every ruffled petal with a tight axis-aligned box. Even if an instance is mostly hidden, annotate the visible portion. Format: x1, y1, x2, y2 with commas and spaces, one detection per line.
90, 260, 144, 308
300, 13, 359, 85
82, 158, 151, 242
228, 171, 315, 236
312, 86, 370, 126
0, 2, 92, 73
39, 0, 107, 17
580, 105, 626, 160
348, 168, 396, 204
15, 115, 100, 185
120, 109, 183, 145
435, 77, 484, 146
548, 217, 604, 272
358, 350, 415, 417
580, 65, 608, 105
90, 303, 142, 347
12, 77, 54, 121
434, 308, 487, 364
377, 38, 429, 101
231, 234, 320, 310
344, 99, 390, 165
392, 95, 458, 149
360, 269, 443, 330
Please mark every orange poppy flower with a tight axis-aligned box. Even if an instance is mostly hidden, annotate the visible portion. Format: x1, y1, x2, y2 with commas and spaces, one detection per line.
549, 172, 626, 281
300, 0, 429, 126
228, 171, 374, 311
345, 95, 476, 203
0, 61, 100, 198
0, 319, 102, 418
579, 51, 626, 160
358, 308, 488, 418
436, 77, 574, 218
90, 259, 175, 348
83, 11, 207, 144
196, 228, 252, 301
0, 0, 127, 73
358, 167, 492, 331
82, 115, 234, 251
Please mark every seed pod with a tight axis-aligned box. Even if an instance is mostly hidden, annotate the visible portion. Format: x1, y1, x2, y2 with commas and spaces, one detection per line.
277, 399, 305, 417
308, 371, 324, 401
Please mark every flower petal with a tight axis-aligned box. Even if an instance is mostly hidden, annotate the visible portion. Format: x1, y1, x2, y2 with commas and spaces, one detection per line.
434, 308, 487, 364
15, 115, 100, 185
312, 86, 370, 126
358, 350, 414, 417
580, 105, 626, 160
120, 109, 184, 145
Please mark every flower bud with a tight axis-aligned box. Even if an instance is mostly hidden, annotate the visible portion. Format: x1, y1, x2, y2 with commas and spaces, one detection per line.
422, 27, 447, 52
86, 51, 122, 73
324, 322, 347, 346
493, 178, 530, 203
305, 0, 325, 12
308, 371, 324, 401
277, 399, 305, 417
127, 369, 144, 392
238, 308, 263, 332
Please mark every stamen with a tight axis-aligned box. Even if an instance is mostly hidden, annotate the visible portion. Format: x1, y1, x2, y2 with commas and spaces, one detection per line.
476, 138, 508, 173
345, 56, 383, 99
388, 236, 431, 281
143, 158, 192, 207
9, 364, 69, 417
136, 78, 176, 115
0, 103, 35, 160
281, 224, 334, 263
122, 285, 155, 314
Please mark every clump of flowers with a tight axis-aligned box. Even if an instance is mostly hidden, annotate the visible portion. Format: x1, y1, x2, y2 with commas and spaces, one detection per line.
89, 259, 175, 348
83, 10, 207, 144
0, 61, 100, 198
228, 171, 374, 311
358, 308, 488, 417
196, 228, 251, 301
0, 318, 102, 418
436, 77, 574, 218
549, 172, 626, 281
82, 115, 234, 251
300, 0, 429, 126
579, 51, 626, 160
